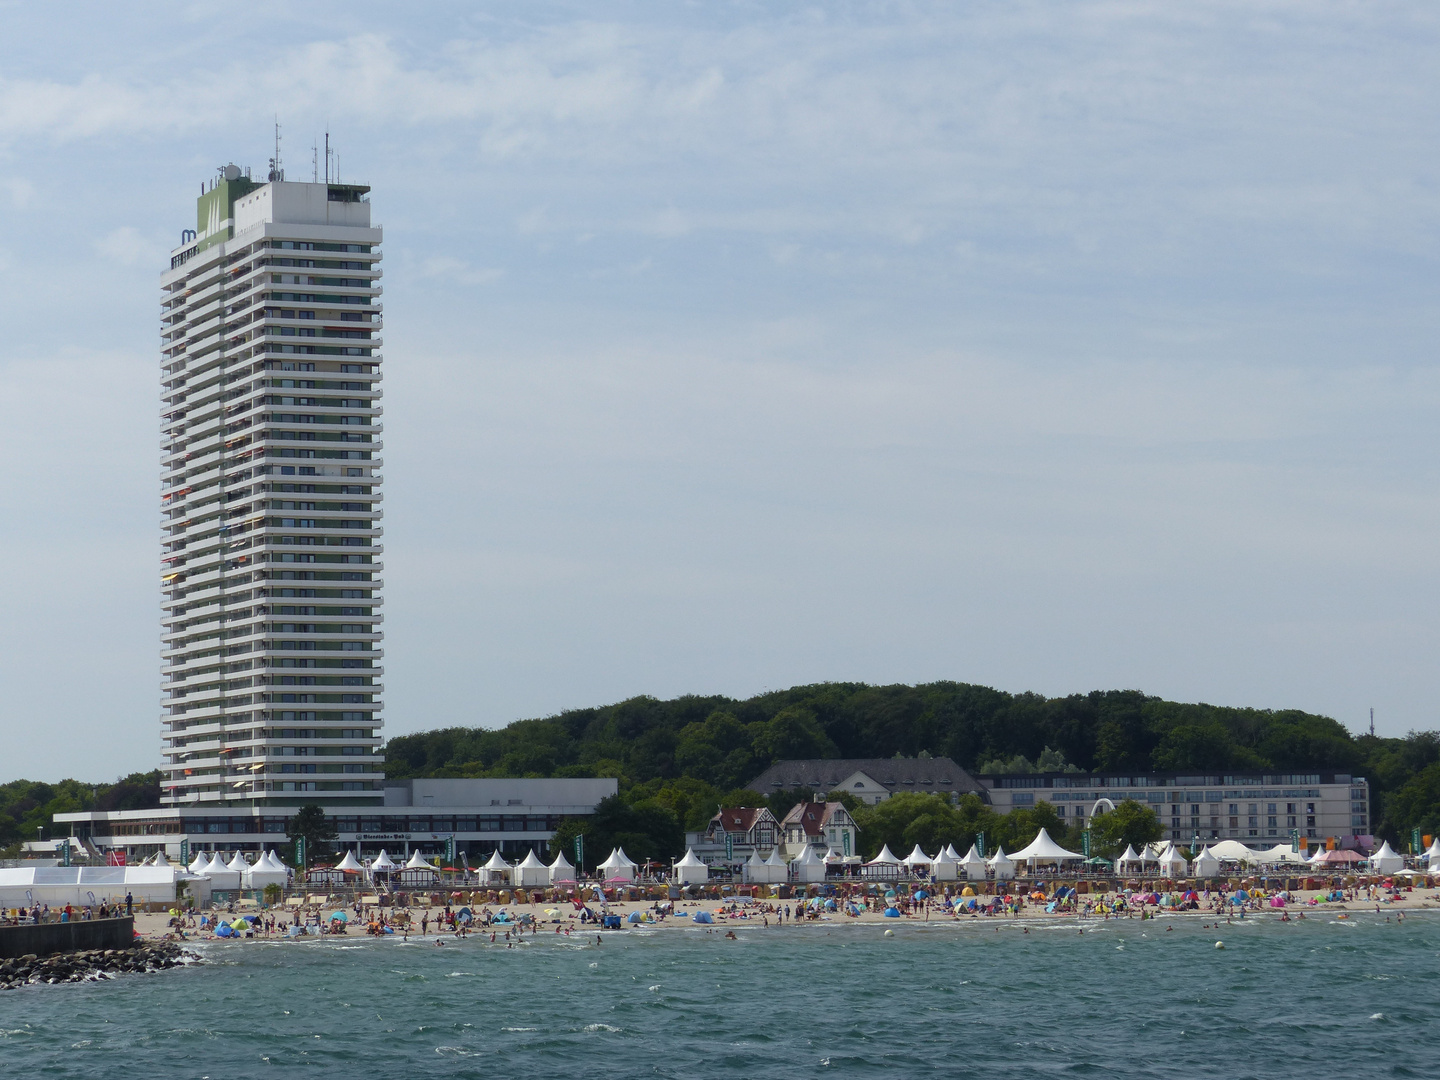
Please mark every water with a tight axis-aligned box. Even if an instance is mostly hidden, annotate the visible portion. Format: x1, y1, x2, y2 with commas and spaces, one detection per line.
2, 913, 1437, 1078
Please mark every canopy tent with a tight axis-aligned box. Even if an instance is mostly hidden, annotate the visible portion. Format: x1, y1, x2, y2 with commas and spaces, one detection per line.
742, 850, 768, 884
1011, 829, 1085, 865
765, 847, 789, 882
1191, 846, 1221, 878
821, 847, 844, 865
1312, 848, 1365, 866
151, 851, 171, 869
960, 844, 988, 881
481, 849, 513, 884
791, 844, 826, 883
942, 843, 962, 861
225, 852, 251, 875
548, 850, 576, 884
201, 853, 241, 890
1156, 843, 1188, 878
405, 850, 441, 874
246, 850, 289, 891
510, 849, 547, 886
1206, 840, 1262, 864
987, 846, 1015, 880
675, 848, 711, 886
1136, 845, 1160, 863
334, 851, 366, 873
931, 846, 959, 882
0, 864, 194, 908
1255, 843, 1309, 866
1113, 844, 1143, 874
902, 844, 933, 868
1369, 841, 1404, 874
188, 851, 211, 874
1426, 838, 1440, 871
597, 847, 637, 882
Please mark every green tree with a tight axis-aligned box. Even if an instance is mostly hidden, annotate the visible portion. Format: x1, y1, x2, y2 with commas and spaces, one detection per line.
285, 804, 337, 867
1090, 799, 1163, 856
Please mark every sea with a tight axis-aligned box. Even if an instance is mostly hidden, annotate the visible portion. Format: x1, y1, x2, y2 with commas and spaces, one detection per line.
2, 912, 1435, 1078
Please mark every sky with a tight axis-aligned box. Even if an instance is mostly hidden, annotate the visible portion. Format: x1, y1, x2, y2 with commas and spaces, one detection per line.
1, 1, 1439, 781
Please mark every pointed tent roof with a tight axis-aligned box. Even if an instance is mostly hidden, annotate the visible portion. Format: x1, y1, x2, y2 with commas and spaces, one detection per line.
1157, 844, 1188, 871
369, 849, 398, 872
820, 847, 842, 864
225, 852, 251, 873
745, 849, 767, 867
482, 849, 512, 871
189, 851, 210, 874
959, 844, 987, 871
1370, 841, 1404, 872
986, 845, 1014, 868
903, 844, 933, 866
1116, 844, 1140, 865
335, 851, 365, 872
793, 844, 824, 865
1207, 840, 1261, 863
548, 850, 574, 872
866, 844, 901, 866
1012, 829, 1084, 862
597, 847, 636, 870
675, 848, 708, 869
1425, 838, 1440, 861
151, 851, 171, 868
766, 847, 788, 867
932, 846, 957, 865
202, 852, 228, 874
405, 850, 438, 871
515, 849, 548, 870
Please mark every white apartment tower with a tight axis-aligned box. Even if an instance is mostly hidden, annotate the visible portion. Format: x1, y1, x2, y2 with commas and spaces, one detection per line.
159, 163, 385, 808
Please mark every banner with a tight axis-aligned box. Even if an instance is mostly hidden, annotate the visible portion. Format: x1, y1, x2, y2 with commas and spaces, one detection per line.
1081, 830, 1091, 857
574, 834, 584, 869
976, 832, 985, 859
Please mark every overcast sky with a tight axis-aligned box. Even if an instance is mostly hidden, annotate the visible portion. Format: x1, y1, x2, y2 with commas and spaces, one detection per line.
2, 2, 1438, 781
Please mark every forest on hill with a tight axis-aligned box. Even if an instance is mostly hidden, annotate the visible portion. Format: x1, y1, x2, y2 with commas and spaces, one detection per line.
386, 681, 1440, 859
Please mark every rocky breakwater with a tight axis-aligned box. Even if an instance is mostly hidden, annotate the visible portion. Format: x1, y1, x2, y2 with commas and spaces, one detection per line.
0, 941, 196, 989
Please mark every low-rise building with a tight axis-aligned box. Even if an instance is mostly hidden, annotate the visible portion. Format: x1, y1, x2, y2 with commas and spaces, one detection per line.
54, 777, 617, 863
684, 806, 781, 868
747, 757, 987, 805
778, 801, 860, 859
979, 771, 1371, 850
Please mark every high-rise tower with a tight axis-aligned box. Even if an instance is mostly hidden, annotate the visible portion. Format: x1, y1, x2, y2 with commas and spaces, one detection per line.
159, 162, 385, 807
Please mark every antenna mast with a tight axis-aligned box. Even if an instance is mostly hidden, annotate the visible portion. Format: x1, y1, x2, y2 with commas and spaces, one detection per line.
325, 131, 330, 184
1370, 707, 1375, 737
268, 118, 284, 181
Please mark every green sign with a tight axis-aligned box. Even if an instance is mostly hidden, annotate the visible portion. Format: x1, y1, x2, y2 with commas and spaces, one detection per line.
724, 831, 734, 861
1081, 830, 1091, 857
295, 836, 307, 869
1291, 829, 1300, 854
180, 839, 190, 867
444, 836, 456, 865
843, 831, 851, 856
1413, 827, 1422, 855
61, 839, 70, 868
574, 834, 584, 869
976, 832, 985, 859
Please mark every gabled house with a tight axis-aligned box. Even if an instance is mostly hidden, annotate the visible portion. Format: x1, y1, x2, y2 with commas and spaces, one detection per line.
779, 801, 860, 859
683, 806, 781, 867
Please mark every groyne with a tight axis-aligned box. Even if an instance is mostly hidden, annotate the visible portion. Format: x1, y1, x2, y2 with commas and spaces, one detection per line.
0, 916, 135, 959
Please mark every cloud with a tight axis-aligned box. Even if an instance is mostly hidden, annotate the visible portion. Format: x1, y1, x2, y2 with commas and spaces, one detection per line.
417, 255, 504, 286
94, 225, 148, 266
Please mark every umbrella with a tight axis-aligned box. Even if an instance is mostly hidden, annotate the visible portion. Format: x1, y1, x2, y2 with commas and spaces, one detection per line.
330, 910, 348, 922
883, 907, 901, 917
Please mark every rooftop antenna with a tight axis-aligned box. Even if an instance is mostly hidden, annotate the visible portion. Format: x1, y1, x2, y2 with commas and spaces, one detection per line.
325, 131, 331, 184
312, 138, 319, 183
1370, 707, 1375, 737
268, 118, 284, 182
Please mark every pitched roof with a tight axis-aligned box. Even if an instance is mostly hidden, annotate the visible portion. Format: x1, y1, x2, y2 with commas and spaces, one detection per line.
748, 757, 986, 798
709, 807, 774, 833
780, 801, 848, 836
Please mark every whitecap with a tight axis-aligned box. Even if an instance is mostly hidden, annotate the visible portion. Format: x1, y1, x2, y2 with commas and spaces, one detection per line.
582, 1023, 621, 1033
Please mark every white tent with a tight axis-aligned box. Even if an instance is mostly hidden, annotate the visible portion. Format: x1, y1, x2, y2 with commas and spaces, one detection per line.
791, 844, 826, 883
987, 845, 1015, 880
225, 852, 251, 875
1206, 840, 1261, 864
960, 844, 988, 881
742, 849, 769, 884
864, 844, 901, 873
481, 849, 513, 884
676, 848, 711, 885
1425, 838, 1440, 872
1156, 844, 1189, 878
152, 851, 171, 869
1191, 846, 1221, 878
764, 847, 789, 883
1011, 829, 1084, 866
932, 846, 959, 882
335, 850, 366, 873
548, 850, 576, 884
942, 843, 962, 861
597, 847, 637, 882
1255, 843, 1308, 866
188, 851, 210, 874
513, 849, 549, 887
0, 864, 191, 909
902, 844, 933, 868
1369, 841, 1404, 875
1114, 844, 1142, 874
246, 851, 289, 891
821, 847, 843, 865
368, 849, 398, 873
202, 853, 241, 890
405, 850, 440, 874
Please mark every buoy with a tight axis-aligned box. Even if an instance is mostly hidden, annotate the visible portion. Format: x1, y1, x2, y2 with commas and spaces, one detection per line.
1214, 941, 1224, 949
884, 929, 894, 937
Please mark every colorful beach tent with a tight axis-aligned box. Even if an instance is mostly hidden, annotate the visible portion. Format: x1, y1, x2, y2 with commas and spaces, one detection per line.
959, 844, 988, 881
675, 848, 710, 885
548, 850, 576, 884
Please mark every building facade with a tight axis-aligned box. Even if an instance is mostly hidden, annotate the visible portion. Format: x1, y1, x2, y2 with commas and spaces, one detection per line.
778, 801, 860, 858
159, 165, 385, 808
747, 757, 988, 806
55, 778, 618, 863
980, 772, 1371, 849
